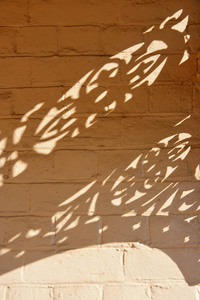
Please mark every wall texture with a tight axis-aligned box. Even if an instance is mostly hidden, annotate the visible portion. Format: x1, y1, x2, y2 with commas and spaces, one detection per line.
0, 0, 200, 299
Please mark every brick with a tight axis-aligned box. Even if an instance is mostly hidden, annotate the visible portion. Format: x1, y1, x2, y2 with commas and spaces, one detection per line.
53, 150, 97, 180
125, 247, 200, 282
29, 0, 117, 26
0, 28, 16, 54
0, 0, 27, 26
102, 216, 148, 244
151, 284, 196, 300
55, 215, 101, 249
30, 182, 95, 214
58, 26, 101, 55
17, 27, 57, 55
118, 0, 200, 25
0, 184, 29, 213
150, 85, 192, 113
121, 116, 200, 149
8, 151, 53, 183
0, 58, 31, 88
12, 87, 63, 116
102, 26, 143, 55
0, 90, 11, 116
0, 216, 54, 249
24, 248, 123, 283
149, 215, 199, 248
31, 56, 117, 87
104, 285, 149, 300
156, 54, 196, 83
54, 285, 101, 300
6, 286, 51, 300
97, 150, 143, 179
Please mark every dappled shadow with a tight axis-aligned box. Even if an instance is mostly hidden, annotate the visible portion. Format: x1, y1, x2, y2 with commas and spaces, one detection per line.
0, 9, 199, 285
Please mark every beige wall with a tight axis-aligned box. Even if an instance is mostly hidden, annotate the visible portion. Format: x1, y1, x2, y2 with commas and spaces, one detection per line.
0, 0, 200, 299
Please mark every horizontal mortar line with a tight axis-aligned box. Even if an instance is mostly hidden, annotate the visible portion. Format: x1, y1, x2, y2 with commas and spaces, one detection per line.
0, 112, 197, 119
0, 80, 196, 89
1, 179, 198, 185
0, 51, 194, 58
0, 50, 194, 58
2, 177, 199, 184
0, 212, 198, 217
0, 82, 194, 90
2, 144, 200, 151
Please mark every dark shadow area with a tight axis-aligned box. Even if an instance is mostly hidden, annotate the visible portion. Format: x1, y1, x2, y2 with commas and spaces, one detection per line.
0, 9, 199, 285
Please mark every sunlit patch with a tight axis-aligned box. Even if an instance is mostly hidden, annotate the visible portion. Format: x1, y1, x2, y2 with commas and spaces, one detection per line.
126, 154, 142, 170
159, 9, 183, 29
13, 126, 26, 145
147, 164, 156, 172
105, 100, 116, 112
184, 236, 190, 243
0, 157, 6, 168
59, 181, 96, 207
7, 151, 18, 161
71, 127, 80, 138
172, 16, 189, 33
144, 179, 154, 189
63, 217, 80, 231
0, 248, 11, 255
21, 102, 44, 123
12, 160, 28, 178
0, 174, 3, 187
25, 228, 41, 239
184, 34, 190, 43
185, 216, 196, 223
126, 190, 146, 204
15, 250, 25, 258
102, 169, 116, 186
61, 118, 77, 132
111, 197, 122, 206
174, 115, 191, 126
172, 146, 191, 162
178, 202, 194, 211
162, 166, 178, 181
8, 233, 21, 243
111, 43, 144, 64
195, 164, 200, 181
111, 175, 125, 191
180, 189, 194, 199
124, 93, 133, 102
88, 193, 99, 216
143, 26, 155, 34
0, 137, 7, 155
58, 70, 93, 101
85, 216, 100, 224
132, 222, 141, 230
85, 113, 97, 128
163, 225, 170, 232
179, 49, 189, 65
57, 236, 68, 244
33, 130, 70, 154
131, 57, 168, 89
147, 40, 168, 53
159, 135, 176, 146
86, 63, 118, 94
176, 133, 191, 142
95, 90, 107, 103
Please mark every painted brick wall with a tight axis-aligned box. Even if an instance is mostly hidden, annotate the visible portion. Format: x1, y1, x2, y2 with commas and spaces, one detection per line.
0, 1, 200, 299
